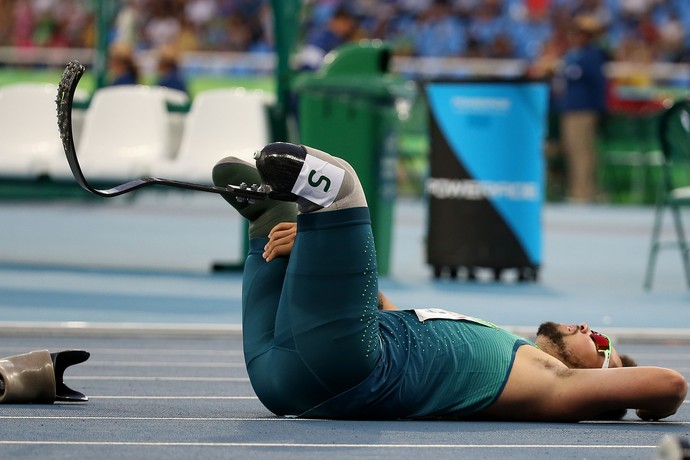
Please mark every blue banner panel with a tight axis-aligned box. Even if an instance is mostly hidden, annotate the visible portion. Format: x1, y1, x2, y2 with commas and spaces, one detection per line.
426, 82, 548, 266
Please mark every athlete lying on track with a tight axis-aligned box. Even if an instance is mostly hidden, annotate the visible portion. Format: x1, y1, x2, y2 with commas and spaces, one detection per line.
209, 142, 687, 422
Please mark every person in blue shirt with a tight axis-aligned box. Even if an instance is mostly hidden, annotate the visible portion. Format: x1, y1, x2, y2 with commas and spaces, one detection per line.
509, 6, 553, 62
554, 15, 608, 202
108, 42, 139, 86
299, 6, 360, 70
467, 0, 507, 57
155, 46, 188, 96
209, 142, 686, 422
411, 0, 467, 57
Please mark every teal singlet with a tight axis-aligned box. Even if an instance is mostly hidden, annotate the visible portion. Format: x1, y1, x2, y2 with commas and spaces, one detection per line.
241, 207, 532, 419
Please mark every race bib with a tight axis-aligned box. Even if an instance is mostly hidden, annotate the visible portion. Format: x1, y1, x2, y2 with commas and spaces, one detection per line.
413, 308, 498, 329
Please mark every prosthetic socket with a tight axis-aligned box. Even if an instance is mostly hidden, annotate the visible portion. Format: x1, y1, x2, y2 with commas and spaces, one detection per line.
0, 350, 89, 404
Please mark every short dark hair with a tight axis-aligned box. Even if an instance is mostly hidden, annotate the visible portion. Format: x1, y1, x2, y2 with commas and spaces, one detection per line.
620, 354, 637, 367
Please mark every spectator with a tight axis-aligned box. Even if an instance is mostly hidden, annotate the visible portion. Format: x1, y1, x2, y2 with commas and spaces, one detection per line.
248, 2, 274, 53
12, 0, 35, 48
636, 8, 662, 57
184, 0, 216, 29
298, 6, 362, 70
108, 42, 139, 86
2, 0, 690, 67
155, 45, 188, 96
144, 1, 181, 49
509, 3, 553, 62
31, 8, 58, 47
366, 2, 417, 55
225, 12, 254, 52
410, 0, 467, 57
55, 0, 92, 48
487, 33, 515, 59
175, 17, 201, 52
657, 11, 686, 61
554, 14, 608, 202
611, 35, 654, 87
467, 0, 507, 57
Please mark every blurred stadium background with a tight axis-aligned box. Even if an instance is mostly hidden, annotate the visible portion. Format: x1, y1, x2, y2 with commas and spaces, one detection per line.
1, 0, 689, 203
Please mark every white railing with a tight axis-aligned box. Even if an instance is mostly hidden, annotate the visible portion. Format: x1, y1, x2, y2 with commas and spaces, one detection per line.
0, 47, 94, 67
1, 46, 689, 85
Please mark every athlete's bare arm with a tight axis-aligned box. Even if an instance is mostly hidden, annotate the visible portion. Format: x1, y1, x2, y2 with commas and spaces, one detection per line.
479, 345, 687, 422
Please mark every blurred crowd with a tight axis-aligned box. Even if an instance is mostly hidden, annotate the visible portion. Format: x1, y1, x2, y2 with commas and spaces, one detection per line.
0, 0, 689, 64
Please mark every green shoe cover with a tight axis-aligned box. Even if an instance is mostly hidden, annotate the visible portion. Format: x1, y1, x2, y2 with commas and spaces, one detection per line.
213, 156, 296, 238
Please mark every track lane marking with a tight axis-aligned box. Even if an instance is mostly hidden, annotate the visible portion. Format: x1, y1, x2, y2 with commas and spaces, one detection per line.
80, 361, 245, 367
90, 396, 258, 399
66, 376, 249, 381
0, 347, 243, 356
0, 416, 301, 421
0, 416, 687, 425
0, 441, 660, 449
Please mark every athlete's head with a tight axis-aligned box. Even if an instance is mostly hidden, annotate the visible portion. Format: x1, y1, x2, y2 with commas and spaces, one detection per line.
535, 322, 637, 369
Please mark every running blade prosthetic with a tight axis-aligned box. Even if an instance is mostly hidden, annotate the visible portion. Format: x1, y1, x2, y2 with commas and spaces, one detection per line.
55, 60, 271, 201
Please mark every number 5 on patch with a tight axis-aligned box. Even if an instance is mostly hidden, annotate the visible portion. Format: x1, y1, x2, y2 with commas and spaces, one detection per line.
292, 154, 345, 207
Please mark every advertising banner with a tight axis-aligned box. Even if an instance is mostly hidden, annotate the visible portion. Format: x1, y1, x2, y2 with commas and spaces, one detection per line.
425, 81, 548, 280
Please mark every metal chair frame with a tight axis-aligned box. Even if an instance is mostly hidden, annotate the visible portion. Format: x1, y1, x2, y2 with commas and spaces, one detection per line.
644, 98, 690, 289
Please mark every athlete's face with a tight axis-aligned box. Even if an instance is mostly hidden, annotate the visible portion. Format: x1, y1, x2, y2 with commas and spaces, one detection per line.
535, 322, 624, 369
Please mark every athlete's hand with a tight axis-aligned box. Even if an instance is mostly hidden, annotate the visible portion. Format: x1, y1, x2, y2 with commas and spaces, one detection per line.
263, 222, 297, 262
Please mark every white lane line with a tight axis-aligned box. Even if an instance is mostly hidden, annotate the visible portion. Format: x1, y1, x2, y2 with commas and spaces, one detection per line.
68, 396, 690, 406
582, 420, 690, 425
0, 416, 307, 421
66, 376, 249, 382
0, 441, 658, 449
0, 347, 243, 356
1, 415, 687, 426
90, 396, 258, 400
2, 348, 688, 359
82, 361, 245, 368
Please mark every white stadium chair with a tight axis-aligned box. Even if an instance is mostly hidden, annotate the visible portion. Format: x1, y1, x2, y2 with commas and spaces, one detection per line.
152, 88, 273, 184
48, 85, 172, 181
152, 86, 190, 157
153, 86, 189, 106
0, 83, 64, 178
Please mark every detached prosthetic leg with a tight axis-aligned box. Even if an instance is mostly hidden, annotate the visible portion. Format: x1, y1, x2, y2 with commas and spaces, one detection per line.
0, 350, 89, 404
